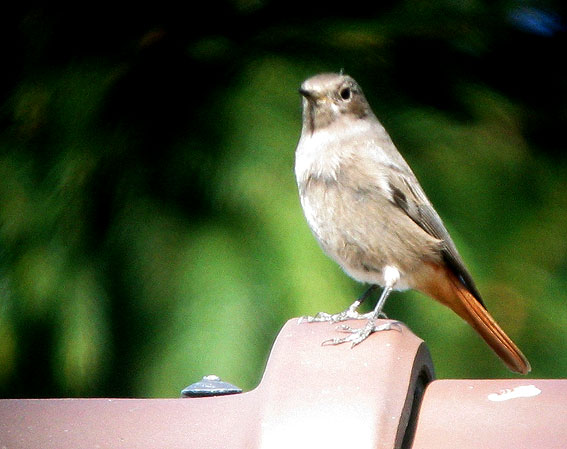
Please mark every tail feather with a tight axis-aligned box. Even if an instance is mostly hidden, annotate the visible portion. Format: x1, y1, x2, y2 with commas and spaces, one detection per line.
450, 278, 531, 374
422, 266, 531, 374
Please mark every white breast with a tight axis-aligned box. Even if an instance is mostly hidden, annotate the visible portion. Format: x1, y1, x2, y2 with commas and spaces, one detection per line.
295, 127, 343, 182
295, 118, 395, 186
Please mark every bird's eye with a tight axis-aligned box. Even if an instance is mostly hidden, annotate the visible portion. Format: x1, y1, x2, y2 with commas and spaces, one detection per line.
339, 87, 351, 100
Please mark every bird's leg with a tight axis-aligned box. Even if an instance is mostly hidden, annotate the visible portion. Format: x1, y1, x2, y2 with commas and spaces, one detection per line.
298, 285, 378, 324
322, 285, 401, 347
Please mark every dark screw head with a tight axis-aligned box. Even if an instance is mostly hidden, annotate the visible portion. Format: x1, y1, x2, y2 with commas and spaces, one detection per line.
181, 375, 242, 398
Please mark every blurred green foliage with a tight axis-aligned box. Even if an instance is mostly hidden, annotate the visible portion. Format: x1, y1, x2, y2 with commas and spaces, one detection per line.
1, 1, 566, 397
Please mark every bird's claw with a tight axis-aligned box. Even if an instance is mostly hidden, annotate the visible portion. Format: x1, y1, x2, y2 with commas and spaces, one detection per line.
298, 311, 336, 324
299, 309, 387, 324
321, 320, 401, 347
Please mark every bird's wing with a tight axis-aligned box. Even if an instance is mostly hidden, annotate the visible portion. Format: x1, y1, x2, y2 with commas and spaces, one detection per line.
386, 168, 485, 306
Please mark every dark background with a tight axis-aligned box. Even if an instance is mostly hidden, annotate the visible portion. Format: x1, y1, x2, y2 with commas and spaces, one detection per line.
1, 0, 566, 398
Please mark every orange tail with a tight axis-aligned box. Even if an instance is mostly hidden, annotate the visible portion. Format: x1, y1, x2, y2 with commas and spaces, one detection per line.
423, 267, 531, 375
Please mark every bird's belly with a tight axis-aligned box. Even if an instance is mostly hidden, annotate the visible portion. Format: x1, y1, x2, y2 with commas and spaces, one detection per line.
300, 180, 421, 289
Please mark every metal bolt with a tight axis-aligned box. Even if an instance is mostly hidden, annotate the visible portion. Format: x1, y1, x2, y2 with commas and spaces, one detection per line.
181, 375, 242, 398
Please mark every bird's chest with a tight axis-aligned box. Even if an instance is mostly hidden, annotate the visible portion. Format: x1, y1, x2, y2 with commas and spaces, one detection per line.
299, 179, 340, 243
299, 175, 373, 251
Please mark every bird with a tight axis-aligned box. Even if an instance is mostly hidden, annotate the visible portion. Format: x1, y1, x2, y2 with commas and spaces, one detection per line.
294, 72, 530, 374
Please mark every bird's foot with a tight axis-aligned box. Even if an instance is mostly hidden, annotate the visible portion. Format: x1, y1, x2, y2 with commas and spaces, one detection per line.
298, 310, 365, 324
298, 308, 387, 324
322, 319, 401, 347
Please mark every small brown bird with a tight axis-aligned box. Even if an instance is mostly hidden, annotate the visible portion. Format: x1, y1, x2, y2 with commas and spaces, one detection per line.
295, 72, 530, 374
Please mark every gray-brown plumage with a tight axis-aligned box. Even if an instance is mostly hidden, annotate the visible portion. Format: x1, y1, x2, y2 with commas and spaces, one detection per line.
295, 73, 530, 374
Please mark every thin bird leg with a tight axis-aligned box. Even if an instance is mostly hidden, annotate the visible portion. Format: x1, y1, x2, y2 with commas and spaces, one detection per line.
298, 285, 378, 324
322, 285, 401, 347
371, 285, 391, 320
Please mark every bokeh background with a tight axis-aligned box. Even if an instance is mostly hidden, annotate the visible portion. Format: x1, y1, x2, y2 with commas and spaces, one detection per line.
1, 1, 566, 398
